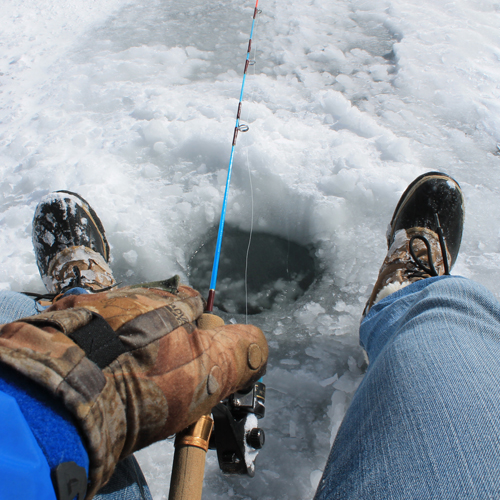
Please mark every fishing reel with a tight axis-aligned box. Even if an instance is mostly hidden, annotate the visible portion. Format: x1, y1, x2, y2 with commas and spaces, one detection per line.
209, 381, 266, 476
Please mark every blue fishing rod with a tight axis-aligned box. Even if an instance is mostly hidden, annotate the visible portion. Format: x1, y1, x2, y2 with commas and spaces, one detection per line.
204, 0, 267, 479
169, 5, 264, 499
206, 0, 260, 313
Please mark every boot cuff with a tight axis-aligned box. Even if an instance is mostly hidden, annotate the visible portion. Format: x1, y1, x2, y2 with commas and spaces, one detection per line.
374, 281, 411, 306
44, 246, 116, 294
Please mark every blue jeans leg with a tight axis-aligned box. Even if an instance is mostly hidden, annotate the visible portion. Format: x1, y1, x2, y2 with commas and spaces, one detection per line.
0, 291, 46, 323
315, 276, 500, 500
94, 456, 153, 500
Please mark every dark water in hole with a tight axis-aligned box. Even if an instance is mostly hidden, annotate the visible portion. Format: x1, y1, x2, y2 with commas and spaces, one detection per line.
188, 226, 317, 315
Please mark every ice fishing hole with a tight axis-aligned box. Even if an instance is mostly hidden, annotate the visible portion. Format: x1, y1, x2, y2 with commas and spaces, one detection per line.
188, 226, 317, 315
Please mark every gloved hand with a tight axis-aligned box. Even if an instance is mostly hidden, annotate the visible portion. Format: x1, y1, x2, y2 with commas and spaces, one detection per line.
0, 281, 267, 498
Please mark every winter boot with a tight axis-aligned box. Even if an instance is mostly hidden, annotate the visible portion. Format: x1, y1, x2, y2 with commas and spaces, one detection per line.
32, 191, 116, 294
364, 172, 464, 315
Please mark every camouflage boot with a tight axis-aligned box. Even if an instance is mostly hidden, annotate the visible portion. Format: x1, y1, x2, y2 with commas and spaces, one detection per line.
32, 191, 116, 294
364, 172, 465, 315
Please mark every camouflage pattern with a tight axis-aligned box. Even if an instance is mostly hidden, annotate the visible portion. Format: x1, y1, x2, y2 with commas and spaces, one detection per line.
0, 282, 268, 499
32, 191, 112, 291
46, 245, 116, 293
365, 227, 451, 314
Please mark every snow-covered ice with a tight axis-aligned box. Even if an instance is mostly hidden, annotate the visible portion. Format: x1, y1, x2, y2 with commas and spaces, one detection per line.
2, 0, 500, 498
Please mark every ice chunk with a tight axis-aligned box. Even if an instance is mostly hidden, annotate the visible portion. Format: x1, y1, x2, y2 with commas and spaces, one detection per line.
280, 359, 300, 366
319, 374, 339, 387
294, 302, 326, 325
310, 470, 323, 490
123, 250, 138, 266
333, 371, 363, 393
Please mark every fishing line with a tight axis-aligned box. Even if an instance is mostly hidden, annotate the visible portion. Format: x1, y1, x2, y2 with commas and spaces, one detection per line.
244, 147, 255, 323
243, 9, 260, 323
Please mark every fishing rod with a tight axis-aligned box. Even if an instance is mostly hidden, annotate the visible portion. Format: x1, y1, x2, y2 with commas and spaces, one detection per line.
206, 0, 260, 313
206, 0, 266, 479
168, 4, 265, 499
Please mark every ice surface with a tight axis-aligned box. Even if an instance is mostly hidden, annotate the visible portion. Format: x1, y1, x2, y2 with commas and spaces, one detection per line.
3, 0, 500, 498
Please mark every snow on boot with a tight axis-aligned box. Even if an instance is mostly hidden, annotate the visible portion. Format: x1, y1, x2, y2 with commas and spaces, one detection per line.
364, 172, 464, 315
32, 191, 116, 294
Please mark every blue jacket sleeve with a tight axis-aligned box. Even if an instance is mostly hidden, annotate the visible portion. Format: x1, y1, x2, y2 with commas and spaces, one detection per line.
0, 363, 89, 500
0, 390, 57, 500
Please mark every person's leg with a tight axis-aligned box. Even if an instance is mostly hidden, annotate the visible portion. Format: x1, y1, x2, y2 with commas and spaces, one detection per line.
315, 275, 500, 499
0, 291, 46, 323
30, 192, 151, 499
94, 456, 153, 500
0, 286, 98, 325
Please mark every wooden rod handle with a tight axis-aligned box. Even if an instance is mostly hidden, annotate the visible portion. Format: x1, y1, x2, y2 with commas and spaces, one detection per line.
168, 415, 214, 500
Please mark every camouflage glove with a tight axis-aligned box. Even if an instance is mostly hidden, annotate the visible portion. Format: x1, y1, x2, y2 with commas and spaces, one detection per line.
0, 281, 267, 498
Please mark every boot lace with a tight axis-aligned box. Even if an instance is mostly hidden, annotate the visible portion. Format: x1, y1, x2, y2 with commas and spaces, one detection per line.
408, 213, 451, 278
22, 266, 118, 301
63, 266, 86, 292
62, 266, 118, 293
